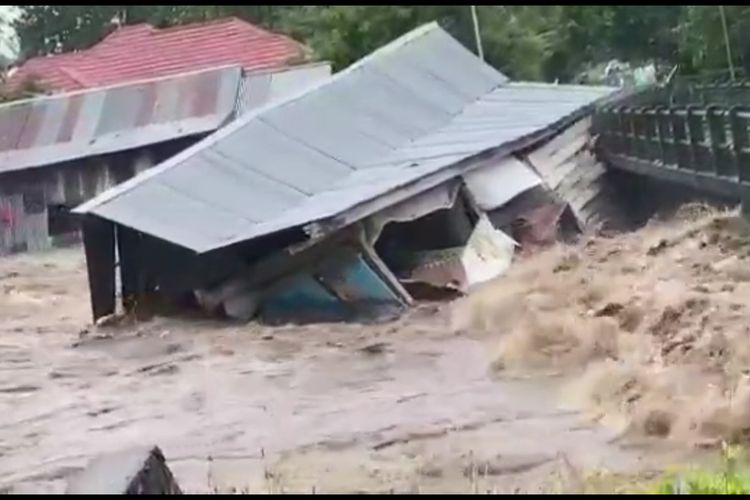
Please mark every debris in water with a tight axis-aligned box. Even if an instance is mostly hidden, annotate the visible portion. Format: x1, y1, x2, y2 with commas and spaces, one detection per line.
455, 204, 750, 446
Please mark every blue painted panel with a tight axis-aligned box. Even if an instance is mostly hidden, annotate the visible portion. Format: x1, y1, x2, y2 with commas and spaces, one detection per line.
262, 273, 343, 316
261, 251, 403, 323
320, 254, 399, 303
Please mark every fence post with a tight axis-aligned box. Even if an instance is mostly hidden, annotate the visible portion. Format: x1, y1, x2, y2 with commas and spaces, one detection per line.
707, 106, 733, 178
686, 105, 710, 173
729, 106, 749, 182
671, 108, 691, 171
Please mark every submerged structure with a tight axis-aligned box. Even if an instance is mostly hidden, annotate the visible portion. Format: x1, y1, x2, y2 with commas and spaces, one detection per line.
75, 22, 622, 323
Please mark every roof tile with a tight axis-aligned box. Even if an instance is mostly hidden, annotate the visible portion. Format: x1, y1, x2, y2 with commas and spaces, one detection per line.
10, 17, 308, 93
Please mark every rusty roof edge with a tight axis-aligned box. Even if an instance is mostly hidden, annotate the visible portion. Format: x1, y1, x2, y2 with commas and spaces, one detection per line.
74, 21, 455, 215
242, 61, 332, 77
0, 64, 243, 108
0, 115, 233, 176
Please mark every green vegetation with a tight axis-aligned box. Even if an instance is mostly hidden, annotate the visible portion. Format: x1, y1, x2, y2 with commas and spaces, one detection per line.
8, 6, 750, 83
650, 443, 750, 495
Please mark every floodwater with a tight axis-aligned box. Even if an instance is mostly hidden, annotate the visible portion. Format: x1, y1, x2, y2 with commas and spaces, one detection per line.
0, 247, 695, 493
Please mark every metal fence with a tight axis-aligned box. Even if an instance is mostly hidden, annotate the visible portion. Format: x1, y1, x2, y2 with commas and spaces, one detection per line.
614, 80, 750, 109
595, 102, 750, 198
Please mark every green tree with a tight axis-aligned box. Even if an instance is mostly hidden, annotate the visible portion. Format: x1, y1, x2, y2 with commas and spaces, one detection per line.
16, 5, 740, 84
676, 6, 750, 79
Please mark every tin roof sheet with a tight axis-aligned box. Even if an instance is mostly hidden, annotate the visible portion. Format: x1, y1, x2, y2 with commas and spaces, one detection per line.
0, 65, 242, 174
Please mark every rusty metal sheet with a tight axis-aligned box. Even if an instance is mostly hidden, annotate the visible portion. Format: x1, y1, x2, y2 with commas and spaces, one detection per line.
0, 65, 243, 174
402, 215, 517, 292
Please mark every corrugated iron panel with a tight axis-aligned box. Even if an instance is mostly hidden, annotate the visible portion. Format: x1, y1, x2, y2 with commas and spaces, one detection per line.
0, 65, 243, 174
235, 63, 332, 116
523, 116, 615, 228
76, 23, 618, 254
464, 156, 542, 211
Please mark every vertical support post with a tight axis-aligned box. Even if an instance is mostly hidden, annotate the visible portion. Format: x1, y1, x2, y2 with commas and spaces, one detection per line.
686, 106, 708, 172
470, 5, 484, 61
707, 106, 734, 178
116, 225, 140, 314
623, 107, 635, 156
654, 106, 668, 164
82, 215, 116, 323
644, 108, 659, 162
671, 108, 691, 171
741, 187, 750, 219
729, 106, 749, 182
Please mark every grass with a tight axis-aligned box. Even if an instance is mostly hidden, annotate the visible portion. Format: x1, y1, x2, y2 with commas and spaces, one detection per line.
200, 442, 750, 494
649, 443, 750, 495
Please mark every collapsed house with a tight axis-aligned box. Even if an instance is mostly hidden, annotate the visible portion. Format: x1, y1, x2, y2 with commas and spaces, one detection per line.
74, 22, 623, 324
0, 63, 331, 254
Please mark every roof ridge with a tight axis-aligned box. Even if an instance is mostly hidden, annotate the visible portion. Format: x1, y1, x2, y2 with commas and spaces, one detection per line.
97, 22, 155, 44
144, 16, 267, 37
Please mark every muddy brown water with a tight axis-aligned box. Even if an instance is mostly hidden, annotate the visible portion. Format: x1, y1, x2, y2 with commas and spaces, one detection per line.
0, 248, 698, 493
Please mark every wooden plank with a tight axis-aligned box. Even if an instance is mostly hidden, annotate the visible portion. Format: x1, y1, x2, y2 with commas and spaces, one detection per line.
526, 117, 591, 166
0, 195, 11, 254
542, 157, 582, 191
22, 188, 49, 253
23, 211, 50, 252
10, 194, 26, 252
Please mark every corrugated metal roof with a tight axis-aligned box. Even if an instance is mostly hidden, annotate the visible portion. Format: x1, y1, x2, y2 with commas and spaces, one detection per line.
10, 17, 310, 93
235, 62, 332, 116
0, 65, 242, 174
76, 22, 618, 254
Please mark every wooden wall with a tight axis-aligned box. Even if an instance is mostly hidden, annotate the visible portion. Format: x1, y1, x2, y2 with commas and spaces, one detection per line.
0, 134, 203, 256
0, 150, 155, 255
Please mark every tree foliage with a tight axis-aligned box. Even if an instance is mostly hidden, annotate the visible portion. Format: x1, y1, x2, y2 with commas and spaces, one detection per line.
10, 6, 750, 83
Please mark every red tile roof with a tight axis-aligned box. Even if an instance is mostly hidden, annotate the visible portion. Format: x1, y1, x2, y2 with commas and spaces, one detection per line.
9, 17, 310, 93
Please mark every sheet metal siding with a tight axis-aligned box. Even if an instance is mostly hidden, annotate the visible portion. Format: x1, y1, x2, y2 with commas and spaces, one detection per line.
78, 23, 617, 254
524, 116, 620, 229
0, 66, 242, 175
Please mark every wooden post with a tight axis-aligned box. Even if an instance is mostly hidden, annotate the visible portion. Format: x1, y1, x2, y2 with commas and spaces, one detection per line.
741, 186, 750, 219
116, 225, 140, 314
82, 215, 116, 322
729, 106, 749, 183
686, 106, 707, 172
707, 106, 734, 178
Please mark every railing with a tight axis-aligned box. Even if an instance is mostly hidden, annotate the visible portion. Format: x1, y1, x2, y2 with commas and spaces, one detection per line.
670, 81, 750, 107
595, 103, 750, 198
618, 81, 750, 109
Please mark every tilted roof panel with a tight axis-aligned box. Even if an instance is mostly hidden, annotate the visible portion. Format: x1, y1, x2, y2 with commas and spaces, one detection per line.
75, 23, 617, 254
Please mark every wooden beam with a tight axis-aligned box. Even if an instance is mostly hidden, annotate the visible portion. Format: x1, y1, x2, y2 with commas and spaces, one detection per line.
82, 215, 116, 322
